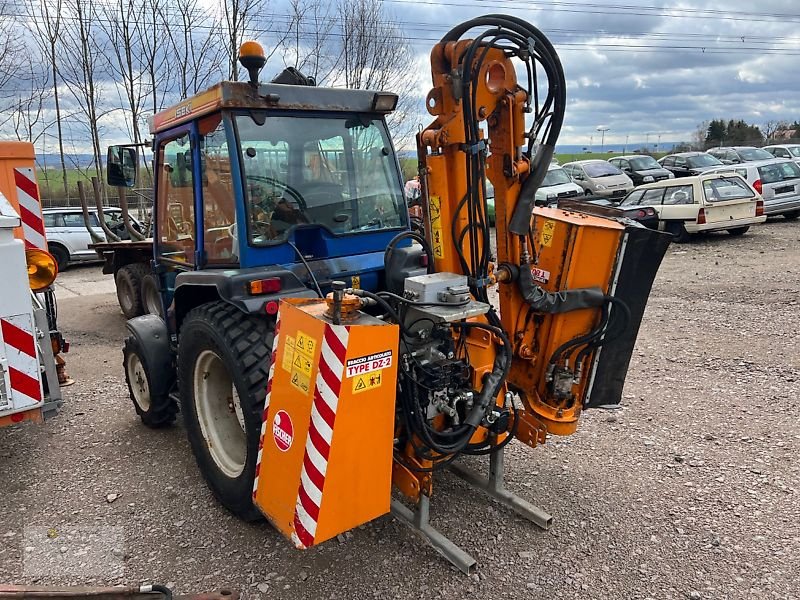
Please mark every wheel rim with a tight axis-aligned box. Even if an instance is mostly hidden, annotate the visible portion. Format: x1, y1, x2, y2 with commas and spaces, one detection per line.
144, 281, 161, 316
119, 278, 135, 313
126, 352, 151, 412
193, 350, 247, 479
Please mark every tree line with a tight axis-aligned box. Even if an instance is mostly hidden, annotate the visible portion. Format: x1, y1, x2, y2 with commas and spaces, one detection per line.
0, 0, 413, 202
692, 118, 800, 150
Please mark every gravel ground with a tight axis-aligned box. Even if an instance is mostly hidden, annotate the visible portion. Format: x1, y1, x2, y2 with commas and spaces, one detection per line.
1, 220, 799, 599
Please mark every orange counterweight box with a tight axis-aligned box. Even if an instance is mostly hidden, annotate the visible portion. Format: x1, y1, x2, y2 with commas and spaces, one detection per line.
253, 298, 400, 549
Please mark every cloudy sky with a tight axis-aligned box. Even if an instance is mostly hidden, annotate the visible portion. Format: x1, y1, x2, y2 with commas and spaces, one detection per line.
379, 0, 800, 147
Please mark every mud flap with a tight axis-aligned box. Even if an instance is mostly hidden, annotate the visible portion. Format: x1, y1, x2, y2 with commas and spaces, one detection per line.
583, 224, 672, 409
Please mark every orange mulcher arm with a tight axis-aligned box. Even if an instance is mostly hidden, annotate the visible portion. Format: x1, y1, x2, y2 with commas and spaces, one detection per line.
417, 16, 635, 446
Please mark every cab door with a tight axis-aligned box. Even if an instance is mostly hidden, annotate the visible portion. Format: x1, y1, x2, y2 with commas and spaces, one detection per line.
153, 124, 200, 316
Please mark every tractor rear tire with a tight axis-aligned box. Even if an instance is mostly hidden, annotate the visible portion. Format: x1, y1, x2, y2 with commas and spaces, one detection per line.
140, 273, 163, 317
116, 263, 149, 319
123, 335, 177, 428
178, 301, 273, 521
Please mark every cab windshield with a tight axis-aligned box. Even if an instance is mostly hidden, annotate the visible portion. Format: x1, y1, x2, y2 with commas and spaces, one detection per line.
236, 113, 406, 245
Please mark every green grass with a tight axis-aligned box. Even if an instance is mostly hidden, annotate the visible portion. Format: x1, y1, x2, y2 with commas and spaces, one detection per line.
35, 166, 154, 207
554, 151, 669, 164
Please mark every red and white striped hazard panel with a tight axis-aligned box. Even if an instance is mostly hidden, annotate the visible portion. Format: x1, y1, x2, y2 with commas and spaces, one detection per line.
0, 314, 42, 411
13, 167, 46, 251
291, 323, 349, 549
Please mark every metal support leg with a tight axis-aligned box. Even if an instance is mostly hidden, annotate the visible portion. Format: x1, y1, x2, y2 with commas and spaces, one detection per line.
391, 495, 477, 575
449, 449, 553, 530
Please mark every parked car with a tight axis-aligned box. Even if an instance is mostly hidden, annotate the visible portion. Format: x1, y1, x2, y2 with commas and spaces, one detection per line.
485, 166, 584, 225
561, 160, 634, 199
535, 163, 585, 205
608, 155, 673, 185
707, 146, 774, 164
763, 144, 800, 160
618, 173, 766, 242
658, 152, 723, 177
557, 197, 659, 229
43, 207, 140, 270
704, 159, 800, 220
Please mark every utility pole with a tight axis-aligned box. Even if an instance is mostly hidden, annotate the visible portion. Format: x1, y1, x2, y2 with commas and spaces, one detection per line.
656, 133, 662, 153
624, 134, 629, 154
596, 126, 610, 153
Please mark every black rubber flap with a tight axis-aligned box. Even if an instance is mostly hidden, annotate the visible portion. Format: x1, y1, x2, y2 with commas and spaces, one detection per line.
584, 224, 671, 409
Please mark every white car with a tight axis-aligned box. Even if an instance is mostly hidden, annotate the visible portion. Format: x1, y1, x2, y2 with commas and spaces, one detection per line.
43, 207, 141, 270
763, 144, 800, 160
535, 164, 585, 205
619, 173, 766, 242
704, 159, 800, 220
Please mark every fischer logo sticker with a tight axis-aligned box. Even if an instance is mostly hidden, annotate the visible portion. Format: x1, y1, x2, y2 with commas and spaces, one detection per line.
531, 267, 550, 284
272, 410, 294, 452
346, 350, 392, 378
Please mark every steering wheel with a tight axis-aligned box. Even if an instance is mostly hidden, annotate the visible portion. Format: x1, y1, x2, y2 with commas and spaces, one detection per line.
246, 175, 308, 212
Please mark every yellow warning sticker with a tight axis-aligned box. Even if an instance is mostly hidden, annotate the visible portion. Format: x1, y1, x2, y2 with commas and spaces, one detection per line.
540, 219, 556, 247
295, 330, 317, 359
292, 352, 313, 377
430, 195, 444, 259
290, 370, 311, 395
282, 335, 296, 372
351, 274, 361, 289
352, 369, 383, 394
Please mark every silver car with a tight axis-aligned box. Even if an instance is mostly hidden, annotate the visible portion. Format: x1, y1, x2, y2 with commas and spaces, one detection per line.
43, 207, 140, 269
705, 159, 800, 219
562, 160, 634, 200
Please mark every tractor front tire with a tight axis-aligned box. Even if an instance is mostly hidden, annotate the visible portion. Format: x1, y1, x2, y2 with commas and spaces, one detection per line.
116, 263, 149, 319
178, 302, 273, 521
123, 335, 178, 428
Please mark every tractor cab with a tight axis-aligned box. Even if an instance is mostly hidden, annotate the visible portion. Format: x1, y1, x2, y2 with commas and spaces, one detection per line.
110, 56, 407, 326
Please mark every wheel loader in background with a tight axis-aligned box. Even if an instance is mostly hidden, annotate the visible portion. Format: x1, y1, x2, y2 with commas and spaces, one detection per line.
0, 142, 67, 429
118, 15, 671, 573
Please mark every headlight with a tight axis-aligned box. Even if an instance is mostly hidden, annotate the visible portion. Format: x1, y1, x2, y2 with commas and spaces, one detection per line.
668, 172, 675, 179
546, 193, 557, 200
643, 175, 654, 183
26, 248, 58, 291
595, 184, 606, 191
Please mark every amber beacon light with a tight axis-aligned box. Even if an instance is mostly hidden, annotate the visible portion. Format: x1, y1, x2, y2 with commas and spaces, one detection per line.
26, 248, 58, 291
238, 41, 267, 85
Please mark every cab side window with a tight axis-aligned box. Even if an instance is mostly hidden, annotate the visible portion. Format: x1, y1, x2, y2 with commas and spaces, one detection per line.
157, 134, 196, 265
199, 115, 237, 265
662, 156, 675, 167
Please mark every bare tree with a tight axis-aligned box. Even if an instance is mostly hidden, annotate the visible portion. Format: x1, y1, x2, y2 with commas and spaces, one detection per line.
3, 60, 53, 144
98, 0, 149, 146
221, 0, 265, 81
140, 0, 175, 114
167, 0, 226, 99
280, 0, 336, 83
0, 1, 24, 95
763, 119, 789, 142
25, 0, 69, 197
60, 0, 110, 181
333, 0, 416, 142
693, 120, 710, 150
